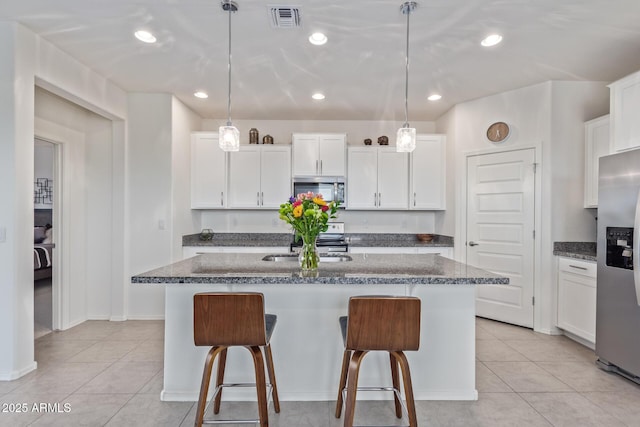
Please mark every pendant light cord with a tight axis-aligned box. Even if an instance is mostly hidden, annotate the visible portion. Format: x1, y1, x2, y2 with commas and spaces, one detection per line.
226, 3, 232, 126
404, 5, 410, 128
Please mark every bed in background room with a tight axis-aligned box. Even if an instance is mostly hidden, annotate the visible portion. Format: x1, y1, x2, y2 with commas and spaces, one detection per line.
34, 209, 53, 281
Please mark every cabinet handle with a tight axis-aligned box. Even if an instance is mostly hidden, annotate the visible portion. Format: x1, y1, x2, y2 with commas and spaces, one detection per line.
320, 160, 323, 175
316, 160, 319, 174
569, 265, 588, 270
221, 192, 224, 207
413, 192, 416, 206
261, 192, 264, 206
374, 193, 377, 206
257, 192, 260, 206
378, 193, 381, 206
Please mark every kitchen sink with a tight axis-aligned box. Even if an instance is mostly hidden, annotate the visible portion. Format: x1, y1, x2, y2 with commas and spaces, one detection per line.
262, 254, 352, 262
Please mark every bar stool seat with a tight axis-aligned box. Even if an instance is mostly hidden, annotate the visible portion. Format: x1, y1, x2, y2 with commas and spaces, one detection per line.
193, 292, 280, 427
335, 296, 421, 427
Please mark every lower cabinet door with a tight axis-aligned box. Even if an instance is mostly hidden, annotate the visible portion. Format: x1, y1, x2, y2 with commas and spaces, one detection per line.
557, 258, 597, 344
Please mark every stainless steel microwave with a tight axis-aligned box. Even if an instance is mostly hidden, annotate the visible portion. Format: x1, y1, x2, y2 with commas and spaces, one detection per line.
292, 176, 346, 206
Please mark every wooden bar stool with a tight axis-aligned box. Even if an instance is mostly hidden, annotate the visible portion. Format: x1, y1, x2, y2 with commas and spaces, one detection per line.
193, 292, 280, 427
335, 296, 421, 427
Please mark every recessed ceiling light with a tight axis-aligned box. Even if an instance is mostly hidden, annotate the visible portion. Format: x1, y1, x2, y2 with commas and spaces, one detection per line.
134, 30, 157, 44
312, 93, 325, 100
481, 34, 502, 47
194, 91, 209, 99
427, 94, 442, 101
308, 32, 328, 46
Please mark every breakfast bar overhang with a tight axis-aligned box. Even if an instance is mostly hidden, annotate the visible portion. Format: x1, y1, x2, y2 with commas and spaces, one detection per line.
132, 253, 508, 402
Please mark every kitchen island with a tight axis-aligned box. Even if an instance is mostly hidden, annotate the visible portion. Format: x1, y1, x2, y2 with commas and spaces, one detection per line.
132, 253, 508, 402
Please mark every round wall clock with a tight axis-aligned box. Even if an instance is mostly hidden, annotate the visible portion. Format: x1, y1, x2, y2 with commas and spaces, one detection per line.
486, 122, 510, 143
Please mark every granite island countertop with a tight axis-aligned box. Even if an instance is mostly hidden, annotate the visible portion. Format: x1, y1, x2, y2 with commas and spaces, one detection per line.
132, 252, 507, 285
183, 233, 454, 248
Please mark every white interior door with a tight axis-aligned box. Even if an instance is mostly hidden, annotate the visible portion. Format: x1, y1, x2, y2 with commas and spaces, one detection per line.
467, 149, 535, 328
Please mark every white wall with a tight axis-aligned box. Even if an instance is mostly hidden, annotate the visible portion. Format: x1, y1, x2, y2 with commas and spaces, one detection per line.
0, 22, 38, 380
171, 97, 202, 261
127, 94, 201, 319
0, 22, 127, 379
435, 80, 609, 333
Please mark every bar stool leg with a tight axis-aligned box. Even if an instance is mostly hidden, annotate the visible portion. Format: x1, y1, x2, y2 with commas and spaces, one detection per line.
389, 352, 402, 418
344, 350, 367, 427
248, 346, 269, 427
335, 349, 351, 418
264, 343, 280, 413
195, 346, 224, 427
213, 348, 227, 414
392, 351, 417, 427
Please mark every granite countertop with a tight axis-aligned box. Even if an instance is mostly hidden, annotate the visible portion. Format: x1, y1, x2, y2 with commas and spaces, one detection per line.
132, 253, 507, 285
553, 242, 597, 262
183, 233, 454, 248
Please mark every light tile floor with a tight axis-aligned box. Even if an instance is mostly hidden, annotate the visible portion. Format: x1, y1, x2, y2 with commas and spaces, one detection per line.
1, 318, 639, 426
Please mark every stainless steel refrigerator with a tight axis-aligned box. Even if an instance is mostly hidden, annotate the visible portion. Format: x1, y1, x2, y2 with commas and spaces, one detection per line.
596, 148, 640, 383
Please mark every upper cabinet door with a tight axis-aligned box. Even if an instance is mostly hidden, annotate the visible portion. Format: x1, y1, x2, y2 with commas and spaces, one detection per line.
261, 146, 292, 208
584, 115, 610, 208
347, 148, 378, 209
377, 148, 409, 209
292, 133, 346, 176
410, 135, 446, 210
318, 134, 346, 176
292, 134, 320, 176
191, 133, 227, 209
610, 71, 640, 153
228, 146, 261, 208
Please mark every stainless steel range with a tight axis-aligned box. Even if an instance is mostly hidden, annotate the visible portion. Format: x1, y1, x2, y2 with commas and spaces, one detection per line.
290, 222, 348, 253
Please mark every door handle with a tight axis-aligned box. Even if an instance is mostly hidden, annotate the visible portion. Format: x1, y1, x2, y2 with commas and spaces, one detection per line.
633, 187, 640, 306
468, 241, 479, 246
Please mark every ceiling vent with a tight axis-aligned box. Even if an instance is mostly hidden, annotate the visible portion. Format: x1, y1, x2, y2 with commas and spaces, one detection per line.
269, 5, 301, 28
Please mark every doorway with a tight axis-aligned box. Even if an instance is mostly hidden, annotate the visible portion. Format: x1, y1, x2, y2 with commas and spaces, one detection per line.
33, 138, 60, 339
466, 148, 536, 328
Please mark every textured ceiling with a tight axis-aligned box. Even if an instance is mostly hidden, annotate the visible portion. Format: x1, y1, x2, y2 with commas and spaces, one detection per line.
2, 0, 640, 120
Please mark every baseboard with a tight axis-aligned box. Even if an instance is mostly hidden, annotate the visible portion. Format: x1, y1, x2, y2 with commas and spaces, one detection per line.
126, 315, 165, 320
0, 361, 37, 381
109, 315, 128, 321
87, 315, 111, 321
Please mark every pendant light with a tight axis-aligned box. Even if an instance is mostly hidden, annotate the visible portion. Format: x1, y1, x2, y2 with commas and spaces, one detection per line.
396, 1, 417, 153
219, 1, 240, 152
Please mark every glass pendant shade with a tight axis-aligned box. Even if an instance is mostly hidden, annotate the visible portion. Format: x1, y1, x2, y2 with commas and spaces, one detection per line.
219, 125, 240, 152
396, 126, 416, 152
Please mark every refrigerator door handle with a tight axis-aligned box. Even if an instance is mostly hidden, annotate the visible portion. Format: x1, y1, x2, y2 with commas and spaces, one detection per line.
634, 188, 640, 306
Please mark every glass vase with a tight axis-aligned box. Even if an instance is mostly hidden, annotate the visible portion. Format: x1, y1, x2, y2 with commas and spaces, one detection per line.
299, 235, 320, 272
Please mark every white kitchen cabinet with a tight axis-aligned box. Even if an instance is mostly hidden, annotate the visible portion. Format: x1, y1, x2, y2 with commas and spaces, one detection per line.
191, 132, 227, 209
292, 133, 346, 176
584, 115, 610, 208
410, 135, 446, 210
228, 145, 291, 209
609, 70, 640, 153
347, 147, 409, 210
557, 257, 597, 346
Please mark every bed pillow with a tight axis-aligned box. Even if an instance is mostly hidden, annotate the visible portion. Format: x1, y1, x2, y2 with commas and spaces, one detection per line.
34, 227, 46, 243
43, 228, 53, 244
